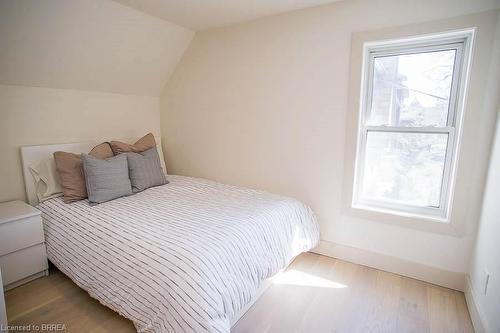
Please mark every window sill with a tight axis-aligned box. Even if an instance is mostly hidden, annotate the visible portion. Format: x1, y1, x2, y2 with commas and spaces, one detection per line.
352, 203, 449, 223
345, 203, 464, 237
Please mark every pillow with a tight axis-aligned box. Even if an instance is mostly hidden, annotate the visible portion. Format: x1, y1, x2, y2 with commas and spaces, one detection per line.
155, 142, 168, 175
109, 133, 156, 155
81, 154, 132, 204
126, 147, 168, 193
89, 142, 114, 158
29, 157, 63, 202
110, 133, 167, 174
54, 142, 113, 203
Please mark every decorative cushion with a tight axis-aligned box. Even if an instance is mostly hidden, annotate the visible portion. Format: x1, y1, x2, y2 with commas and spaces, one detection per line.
54, 142, 114, 203
89, 142, 114, 159
81, 153, 132, 204
110, 133, 167, 174
126, 147, 168, 193
29, 156, 63, 202
109, 133, 156, 155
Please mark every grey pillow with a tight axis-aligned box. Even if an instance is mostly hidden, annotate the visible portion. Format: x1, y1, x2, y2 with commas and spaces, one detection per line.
81, 153, 132, 204
125, 147, 168, 193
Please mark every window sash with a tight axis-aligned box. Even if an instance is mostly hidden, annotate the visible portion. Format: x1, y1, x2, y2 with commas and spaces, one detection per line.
363, 42, 464, 129
354, 127, 455, 219
353, 37, 468, 221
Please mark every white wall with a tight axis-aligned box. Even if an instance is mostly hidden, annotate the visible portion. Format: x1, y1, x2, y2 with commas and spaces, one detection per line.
0, 85, 162, 203
0, 0, 193, 96
468, 112, 500, 333
161, 0, 500, 275
468, 12, 500, 332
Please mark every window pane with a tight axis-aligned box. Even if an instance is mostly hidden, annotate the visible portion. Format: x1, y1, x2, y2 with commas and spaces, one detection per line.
361, 131, 448, 207
368, 50, 456, 127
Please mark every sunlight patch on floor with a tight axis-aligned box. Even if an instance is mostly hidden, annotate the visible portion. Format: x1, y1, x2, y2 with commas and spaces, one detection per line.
273, 269, 347, 289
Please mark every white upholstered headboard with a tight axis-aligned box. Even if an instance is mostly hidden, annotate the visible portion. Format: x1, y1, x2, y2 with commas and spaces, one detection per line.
20, 137, 165, 206
21, 141, 97, 206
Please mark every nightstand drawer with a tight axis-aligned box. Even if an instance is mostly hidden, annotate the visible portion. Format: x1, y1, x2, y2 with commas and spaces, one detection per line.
0, 215, 44, 256
0, 244, 48, 286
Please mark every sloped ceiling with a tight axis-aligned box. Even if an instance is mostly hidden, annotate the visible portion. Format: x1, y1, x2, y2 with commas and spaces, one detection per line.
0, 0, 194, 96
112, 0, 340, 31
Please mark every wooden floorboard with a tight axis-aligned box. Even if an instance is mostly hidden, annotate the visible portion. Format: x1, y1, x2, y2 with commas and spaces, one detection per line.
5, 253, 474, 333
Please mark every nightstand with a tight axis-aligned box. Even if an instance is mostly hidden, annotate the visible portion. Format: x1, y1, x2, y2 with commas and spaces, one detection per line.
0, 201, 48, 291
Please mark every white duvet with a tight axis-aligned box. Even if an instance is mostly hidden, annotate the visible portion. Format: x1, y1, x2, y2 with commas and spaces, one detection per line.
37, 175, 320, 332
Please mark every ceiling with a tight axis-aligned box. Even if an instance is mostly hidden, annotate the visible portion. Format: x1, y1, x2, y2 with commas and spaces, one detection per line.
112, 0, 340, 31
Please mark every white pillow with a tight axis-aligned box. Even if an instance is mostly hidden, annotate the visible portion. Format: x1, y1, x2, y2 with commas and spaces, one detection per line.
156, 142, 168, 175
29, 157, 63, 202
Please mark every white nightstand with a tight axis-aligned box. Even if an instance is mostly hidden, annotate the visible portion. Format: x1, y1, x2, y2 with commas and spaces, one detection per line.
0, 201, 48, 291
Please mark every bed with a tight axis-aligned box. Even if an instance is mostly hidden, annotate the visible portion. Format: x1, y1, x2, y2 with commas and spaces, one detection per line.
21, 142, 320, 333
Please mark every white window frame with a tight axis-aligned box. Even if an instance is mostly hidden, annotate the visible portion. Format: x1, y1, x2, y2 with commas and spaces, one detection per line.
352, 30, 474, 222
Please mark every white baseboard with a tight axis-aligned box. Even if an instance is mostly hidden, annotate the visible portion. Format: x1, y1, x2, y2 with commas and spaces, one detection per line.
464, 275, 489, 333
312, 240, 465, 291
3, 269, 48, 291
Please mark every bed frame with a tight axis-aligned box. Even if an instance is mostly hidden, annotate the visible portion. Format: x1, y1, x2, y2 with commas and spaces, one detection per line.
20, 140, 272, 327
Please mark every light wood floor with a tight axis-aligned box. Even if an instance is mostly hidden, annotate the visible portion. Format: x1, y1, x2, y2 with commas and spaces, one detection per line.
5, 253, 474, 333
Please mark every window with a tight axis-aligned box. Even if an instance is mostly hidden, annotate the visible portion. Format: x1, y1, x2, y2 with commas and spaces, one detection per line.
353, 30, 474, 221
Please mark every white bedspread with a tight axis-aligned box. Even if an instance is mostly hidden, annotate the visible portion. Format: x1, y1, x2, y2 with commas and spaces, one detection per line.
37, 175, 320, 333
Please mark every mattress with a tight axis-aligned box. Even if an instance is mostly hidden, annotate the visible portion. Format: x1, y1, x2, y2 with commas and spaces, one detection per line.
37, 175, 320, 333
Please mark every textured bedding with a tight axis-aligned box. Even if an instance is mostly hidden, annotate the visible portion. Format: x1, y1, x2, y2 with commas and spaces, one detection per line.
37, 175, 320, 333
